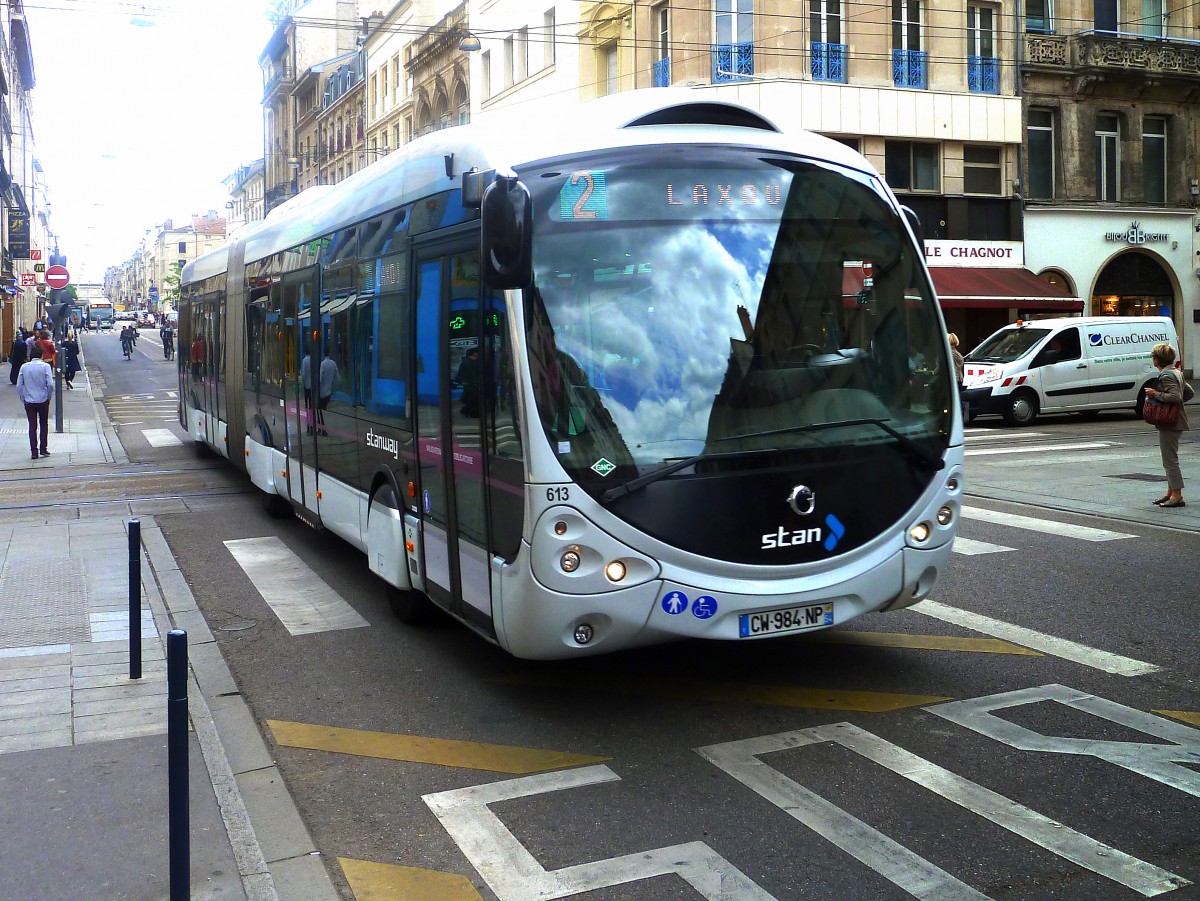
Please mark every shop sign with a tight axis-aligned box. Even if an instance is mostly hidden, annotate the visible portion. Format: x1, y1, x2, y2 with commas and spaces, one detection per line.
923, 240, 1023, 267
7, 210, 29, 258
1104, 221, 1169, 244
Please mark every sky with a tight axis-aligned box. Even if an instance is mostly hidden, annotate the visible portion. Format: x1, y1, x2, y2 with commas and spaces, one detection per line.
23, 0, 275, 282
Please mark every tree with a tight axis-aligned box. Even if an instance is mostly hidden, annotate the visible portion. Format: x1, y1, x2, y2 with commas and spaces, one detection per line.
161, 262, 182, 306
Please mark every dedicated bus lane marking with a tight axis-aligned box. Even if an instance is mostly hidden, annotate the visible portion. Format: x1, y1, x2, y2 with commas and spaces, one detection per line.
489, 674, 949, 711
812, 630, 1041, 655
338, 858, 483, 901
267, 720, 609, 774
915, 599, 1159, 676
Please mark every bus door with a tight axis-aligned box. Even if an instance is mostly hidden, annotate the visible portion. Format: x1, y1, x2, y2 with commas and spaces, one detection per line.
281, 267, 321, 521
412, 234, 494, 634
202, 302, 222, 448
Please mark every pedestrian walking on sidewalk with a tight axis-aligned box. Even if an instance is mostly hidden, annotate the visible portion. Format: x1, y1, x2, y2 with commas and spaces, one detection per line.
1144, 342, 1191, 509
38, 329, 56, 371
9, 328, 28, 384
16, 343, 52, 459
61, 331, 81, 389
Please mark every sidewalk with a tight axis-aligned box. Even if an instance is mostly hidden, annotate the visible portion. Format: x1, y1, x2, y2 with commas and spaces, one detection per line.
0, 351, 338, 901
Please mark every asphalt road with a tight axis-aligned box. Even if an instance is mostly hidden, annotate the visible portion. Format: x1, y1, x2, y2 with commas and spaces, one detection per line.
76, 331, 1200, 901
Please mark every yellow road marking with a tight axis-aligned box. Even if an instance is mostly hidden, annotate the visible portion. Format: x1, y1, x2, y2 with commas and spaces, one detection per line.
267, 720, 609, 774
339, 859, 483, 901
490, 675, 949, 712
1154, 710, 1200, 727
811, 630, 1043, 655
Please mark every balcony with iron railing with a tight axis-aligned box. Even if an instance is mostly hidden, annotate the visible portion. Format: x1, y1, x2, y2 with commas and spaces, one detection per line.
652, 56, 670, 87
892, 48, 928, 88
811, 42, 847, 83
712, 41, 753, 83
967, 55, 1000, 93
1024, 29, 1200, 83
262, 65, 295, 102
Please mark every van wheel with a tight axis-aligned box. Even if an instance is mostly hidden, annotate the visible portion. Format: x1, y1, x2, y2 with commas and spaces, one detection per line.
1002, 390, 1038, 426
388, 585, 434, 624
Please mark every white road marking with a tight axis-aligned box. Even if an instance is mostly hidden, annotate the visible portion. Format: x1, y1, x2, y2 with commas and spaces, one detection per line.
964, 430, 1049, 438
424, 765, 775, 900
700, 724, 1186, 898
914, 600, 1160, 676
167, 391, 177, 398
142, 429, 182, 447
961, 506, 1135, 542
224, 537, 369, 636
929, 685, 1200, 800
952, 537, 1014, 556
965, 441, 1114, 457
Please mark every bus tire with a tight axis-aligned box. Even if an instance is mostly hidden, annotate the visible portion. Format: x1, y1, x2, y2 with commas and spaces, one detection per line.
388, 585, 433, 624
261, 491, 292, 518
1001, 390, 1038, 427
193, 440, 216, 459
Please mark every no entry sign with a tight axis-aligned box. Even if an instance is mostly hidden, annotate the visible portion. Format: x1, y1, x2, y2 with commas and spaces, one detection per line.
45, 264, 70, 289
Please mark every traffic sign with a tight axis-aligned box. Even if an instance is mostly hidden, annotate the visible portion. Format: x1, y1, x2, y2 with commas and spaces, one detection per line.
45, 264, 70, 289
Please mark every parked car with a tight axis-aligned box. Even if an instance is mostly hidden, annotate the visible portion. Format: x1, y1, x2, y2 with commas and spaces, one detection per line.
138, 313, 156, 329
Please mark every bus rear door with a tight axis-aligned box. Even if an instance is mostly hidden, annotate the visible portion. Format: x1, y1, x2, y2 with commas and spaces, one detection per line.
413, 233, 495, 635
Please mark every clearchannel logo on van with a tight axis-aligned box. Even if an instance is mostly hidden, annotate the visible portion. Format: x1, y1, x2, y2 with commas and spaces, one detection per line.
1088, 331, 1168, 347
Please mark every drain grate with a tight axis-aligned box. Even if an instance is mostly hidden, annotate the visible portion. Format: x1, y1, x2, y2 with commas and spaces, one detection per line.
1106, 473, 1167, 483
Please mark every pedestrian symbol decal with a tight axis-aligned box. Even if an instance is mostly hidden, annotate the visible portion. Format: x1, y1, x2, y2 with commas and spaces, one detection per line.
692, 596, 717, 619
662, 591, 688, 615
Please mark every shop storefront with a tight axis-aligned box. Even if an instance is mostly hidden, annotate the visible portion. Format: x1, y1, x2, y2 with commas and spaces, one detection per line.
1025, 208, 1196, 371
921, 239, 1082, 352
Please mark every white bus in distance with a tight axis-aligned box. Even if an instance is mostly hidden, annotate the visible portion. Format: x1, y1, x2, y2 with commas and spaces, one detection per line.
179, 89, 963, 660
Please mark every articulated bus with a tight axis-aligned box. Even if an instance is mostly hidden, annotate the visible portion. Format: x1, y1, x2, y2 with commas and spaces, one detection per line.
179, 89, 963, 660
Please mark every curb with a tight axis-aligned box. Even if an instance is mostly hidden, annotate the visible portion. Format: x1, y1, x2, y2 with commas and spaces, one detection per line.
138, 516, 341, 901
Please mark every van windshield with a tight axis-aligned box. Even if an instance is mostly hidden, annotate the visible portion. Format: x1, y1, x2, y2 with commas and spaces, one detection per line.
965, 327, 1049, 363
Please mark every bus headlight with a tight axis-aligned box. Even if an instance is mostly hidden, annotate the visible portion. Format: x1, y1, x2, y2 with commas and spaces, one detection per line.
604, 560, 627, 582
936, 506, 954, 526
560, 547, 582, 572
908, 522, 932, 544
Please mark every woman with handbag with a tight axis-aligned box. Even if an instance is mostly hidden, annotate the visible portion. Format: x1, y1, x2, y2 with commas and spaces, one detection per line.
1144, 342, 1191, 508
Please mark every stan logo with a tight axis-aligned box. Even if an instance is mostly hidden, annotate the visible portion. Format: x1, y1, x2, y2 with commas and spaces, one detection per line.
761, 515, 846, 551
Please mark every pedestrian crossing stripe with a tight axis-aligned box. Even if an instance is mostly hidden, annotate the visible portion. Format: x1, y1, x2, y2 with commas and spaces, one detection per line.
267, 720, 609, 774
142, 429, 182, 447
961, 506, 1134, 541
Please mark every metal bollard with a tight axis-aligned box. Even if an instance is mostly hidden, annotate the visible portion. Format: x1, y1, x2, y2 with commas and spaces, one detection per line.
167, 629, 190, 900
128, 518, 142, 680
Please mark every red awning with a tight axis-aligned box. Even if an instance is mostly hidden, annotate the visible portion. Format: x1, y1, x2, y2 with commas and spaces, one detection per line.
929, 267, 1082, 311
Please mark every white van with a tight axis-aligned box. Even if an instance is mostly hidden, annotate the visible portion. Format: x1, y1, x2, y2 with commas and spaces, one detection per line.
961, 316, 1179, 425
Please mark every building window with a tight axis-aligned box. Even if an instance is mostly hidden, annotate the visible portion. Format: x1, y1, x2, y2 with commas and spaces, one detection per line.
482, 50, 492, 98
544, 8, 556, 67
1096, 112, 1120, 201
964, 145, 1002, 194
1094, 0, 1118, 34
653, 4, 670, 86
393, 55, 401, 97
503, 36, 515, 88
1026, 0, 1053, 32
967, 4, 999, 93
517, 27, 529, 82
1143, 115, 1166, 204
892, 0, 926, 88
885, 141, 939, 191
178, 242, 187, 253
1028, 108, 1054, 199
1141, 0, 1165, 35
713, 0, 754, 82
381, 63, 388, 108
603, 43, 619, 95
811, 0, 846, 83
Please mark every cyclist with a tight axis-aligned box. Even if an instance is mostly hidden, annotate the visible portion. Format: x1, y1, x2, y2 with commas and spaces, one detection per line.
120, 325, 135, 359
160, 322, 175, 360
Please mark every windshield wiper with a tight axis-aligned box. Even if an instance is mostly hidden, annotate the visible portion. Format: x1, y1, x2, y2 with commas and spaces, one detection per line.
718, 418, 943, 472
600, 447, 788, 503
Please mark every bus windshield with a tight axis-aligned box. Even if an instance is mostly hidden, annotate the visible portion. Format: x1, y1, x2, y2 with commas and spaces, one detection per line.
523, 146, 951, 493
964, 327, 1049, 363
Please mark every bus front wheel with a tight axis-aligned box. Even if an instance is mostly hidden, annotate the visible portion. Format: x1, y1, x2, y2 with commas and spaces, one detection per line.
388, 585, 434, 624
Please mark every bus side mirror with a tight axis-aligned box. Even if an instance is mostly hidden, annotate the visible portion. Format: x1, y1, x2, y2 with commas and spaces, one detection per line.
901, 205, 925, 257
481, 176, 532, 289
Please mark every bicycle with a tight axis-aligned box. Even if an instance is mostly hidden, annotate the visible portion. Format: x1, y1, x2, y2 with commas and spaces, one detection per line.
164, 342, 174, 361
122, 338, 133, 360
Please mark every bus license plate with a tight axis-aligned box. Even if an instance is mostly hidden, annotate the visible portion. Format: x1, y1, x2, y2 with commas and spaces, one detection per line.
739, 603, 834, 637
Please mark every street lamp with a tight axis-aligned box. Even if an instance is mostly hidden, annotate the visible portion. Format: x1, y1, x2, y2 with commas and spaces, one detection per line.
458, 32, 482, 52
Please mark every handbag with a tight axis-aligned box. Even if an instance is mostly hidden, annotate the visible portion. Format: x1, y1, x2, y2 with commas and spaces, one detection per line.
1143, 372, 1181, 427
